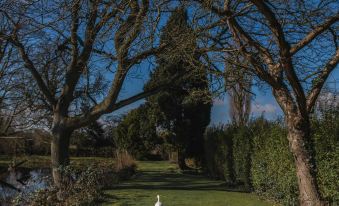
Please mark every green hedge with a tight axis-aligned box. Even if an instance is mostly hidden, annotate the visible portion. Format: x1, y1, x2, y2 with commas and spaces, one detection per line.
204, 125, 252, 188
251, 121, 298, 205
232, 126, 252, 190
204, 125, 234, 184
204, 116, 339, 205
312, 113, 339, 203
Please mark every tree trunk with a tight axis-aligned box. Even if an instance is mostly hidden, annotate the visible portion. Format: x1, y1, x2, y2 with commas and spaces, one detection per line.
286, 115, 324, 206
51, 128, 72, 187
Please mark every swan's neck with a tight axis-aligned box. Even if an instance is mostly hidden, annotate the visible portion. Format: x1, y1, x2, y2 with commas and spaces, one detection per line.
157, 195, 160, 202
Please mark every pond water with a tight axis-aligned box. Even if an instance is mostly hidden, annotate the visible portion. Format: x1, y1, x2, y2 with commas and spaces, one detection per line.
0, 168, 51, 205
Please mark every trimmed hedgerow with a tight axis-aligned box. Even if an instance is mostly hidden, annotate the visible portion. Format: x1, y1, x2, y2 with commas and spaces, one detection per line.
232, 126, 252, 190
204, 115, 338, 205
250, 120, 298, 205
204, 125, 235, 184
312, 110, 339, 204
204, 125, 252, 188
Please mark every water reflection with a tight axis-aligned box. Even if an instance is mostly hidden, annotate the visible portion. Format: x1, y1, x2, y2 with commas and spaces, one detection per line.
0, 168, 51, 205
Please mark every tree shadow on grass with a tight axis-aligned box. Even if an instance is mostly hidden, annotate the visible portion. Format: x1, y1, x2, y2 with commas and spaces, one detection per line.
110, 170, 246, 193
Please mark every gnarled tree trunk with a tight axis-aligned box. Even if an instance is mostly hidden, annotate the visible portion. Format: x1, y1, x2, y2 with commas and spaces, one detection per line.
286, 114, 324, 206
51, 123, 73, 188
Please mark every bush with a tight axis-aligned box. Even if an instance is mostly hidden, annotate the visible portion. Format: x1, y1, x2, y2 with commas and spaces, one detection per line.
312, 110, 339, 203
204, 125, 234, 184
113, 104, 160, 160
204, 125, 253, 187
205, 115, 338, 205
232, 126, 252, 189
250, 117, 339, 205
14, 166, 105, 206
13, 161, 122, 206
114, 150, 137, 180
251, 121, 298, 205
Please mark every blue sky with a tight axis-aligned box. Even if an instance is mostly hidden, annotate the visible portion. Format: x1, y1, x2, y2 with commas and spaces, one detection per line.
111, 63, 338, 125
114, 81, 284, 125
210, 67, 339, 124
105, 4, 339, 125
112, 65, 284, 125
211, 87, 283, 125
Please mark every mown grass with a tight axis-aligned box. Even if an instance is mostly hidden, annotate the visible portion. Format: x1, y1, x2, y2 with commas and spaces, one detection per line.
0, 156, 275, 205
102, 161, 274, 206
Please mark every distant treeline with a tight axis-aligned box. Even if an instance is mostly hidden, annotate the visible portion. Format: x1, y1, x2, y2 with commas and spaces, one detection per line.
0, 128, 115, 157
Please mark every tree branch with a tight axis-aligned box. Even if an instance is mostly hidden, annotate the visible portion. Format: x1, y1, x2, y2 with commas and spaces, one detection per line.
290, 14, 339, 55
306, 49, 339, 113
59, 0, 99, 111
68, 84, 168, 129
127, 43, 166, 67
250, 0, 307, 113
10, 36, 56, 107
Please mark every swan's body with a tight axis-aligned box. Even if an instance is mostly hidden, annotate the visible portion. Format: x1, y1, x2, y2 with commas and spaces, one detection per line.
155, 195, 163, 206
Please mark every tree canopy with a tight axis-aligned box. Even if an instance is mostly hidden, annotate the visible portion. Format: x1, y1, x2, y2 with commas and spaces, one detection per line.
145, 8, 212, 168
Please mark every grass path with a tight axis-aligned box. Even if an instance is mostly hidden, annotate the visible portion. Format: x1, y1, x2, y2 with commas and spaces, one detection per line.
102, 161, 273, 206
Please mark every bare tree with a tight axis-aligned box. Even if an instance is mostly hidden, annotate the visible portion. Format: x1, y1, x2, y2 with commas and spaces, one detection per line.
0, 0, 169, 186
225, 59, 252, 126
0, 16, 29, 136
194, 1, 339, 205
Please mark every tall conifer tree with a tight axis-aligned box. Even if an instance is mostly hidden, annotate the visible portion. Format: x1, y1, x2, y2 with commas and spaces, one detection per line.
145, 8, 211, 169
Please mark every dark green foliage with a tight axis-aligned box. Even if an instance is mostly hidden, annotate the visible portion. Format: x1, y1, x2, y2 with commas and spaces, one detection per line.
114, 103, 160, 159
145, 8, 211, 166
204, 125, 252, 188
204, 125, 235, 184
85, 121, 107, 147
250, 115, 339, 204
232, 126, 252, 190
251, 120, 298, 205
70, 121, 114, 156
205, 115, 338, 205
312, 106, 339, 203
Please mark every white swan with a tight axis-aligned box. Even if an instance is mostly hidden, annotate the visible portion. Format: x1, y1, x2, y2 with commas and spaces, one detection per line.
155, 194, 163, 206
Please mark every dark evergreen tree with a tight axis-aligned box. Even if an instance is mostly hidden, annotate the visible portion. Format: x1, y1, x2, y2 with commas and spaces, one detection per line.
113, 103, 160, 159
85, 121, 108, 147
75, 102, 112, 148
145, 8, 211, 169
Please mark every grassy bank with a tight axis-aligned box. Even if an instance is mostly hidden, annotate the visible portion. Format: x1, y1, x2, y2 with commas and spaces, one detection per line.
0, 155, 113, 169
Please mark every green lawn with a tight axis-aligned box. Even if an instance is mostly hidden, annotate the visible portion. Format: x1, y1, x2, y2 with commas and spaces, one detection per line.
0, 156, 275, 205
102, 161, 274, 206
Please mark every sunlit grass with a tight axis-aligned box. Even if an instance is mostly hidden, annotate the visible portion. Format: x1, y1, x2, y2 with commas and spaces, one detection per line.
0, 156, 275, 205
103, 189, 273, 206
102, 161, 274, 206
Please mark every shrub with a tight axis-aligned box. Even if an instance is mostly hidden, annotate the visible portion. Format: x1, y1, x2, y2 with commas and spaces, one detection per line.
14, 162, 119, 206
250, 117, 339, 205
114, 150, 137, 180
205, 115, 338, 205
312, 110, 339, 203
204, 125, 235, 184
14, 167, 102, 205
113, 104, 160, 160
204, 125, 253, 187
232, 126, 252, 190
251, 121, 298, 205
